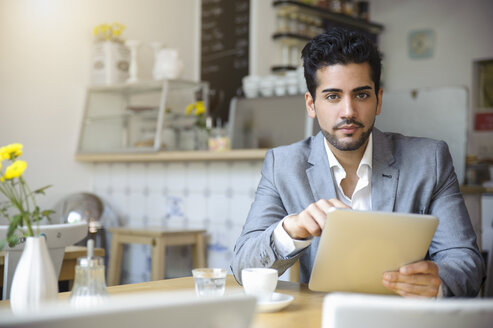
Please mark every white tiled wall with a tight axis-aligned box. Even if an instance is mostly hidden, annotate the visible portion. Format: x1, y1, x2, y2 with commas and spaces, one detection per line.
92, 160, 263, 284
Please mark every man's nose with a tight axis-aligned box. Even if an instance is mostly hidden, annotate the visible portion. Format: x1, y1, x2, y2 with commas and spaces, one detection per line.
341, 97, 356, 118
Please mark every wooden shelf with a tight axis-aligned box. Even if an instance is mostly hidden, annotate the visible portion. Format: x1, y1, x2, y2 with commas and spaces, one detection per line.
271, 65, 298, 73
273, 0, 384, 34
272, 32, 312, 43
75, 149, 268, 163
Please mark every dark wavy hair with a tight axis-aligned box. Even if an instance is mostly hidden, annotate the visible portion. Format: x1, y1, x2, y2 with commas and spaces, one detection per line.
301, 27, 382, 100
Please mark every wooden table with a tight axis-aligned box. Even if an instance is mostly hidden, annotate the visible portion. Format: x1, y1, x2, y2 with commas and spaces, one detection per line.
107, 227, 206, 286
0, 275, 326, 327
102, 276, 325, 328
0, 246, 105, 288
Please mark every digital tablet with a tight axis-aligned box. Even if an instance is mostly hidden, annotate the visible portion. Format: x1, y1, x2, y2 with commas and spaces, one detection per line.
308, 208, 438, 295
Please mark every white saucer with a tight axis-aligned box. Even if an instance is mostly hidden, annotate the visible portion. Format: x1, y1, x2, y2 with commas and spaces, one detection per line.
256, 292, 294, 312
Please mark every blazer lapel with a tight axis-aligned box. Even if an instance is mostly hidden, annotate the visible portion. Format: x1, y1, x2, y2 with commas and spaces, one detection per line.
306, 132, 338, 202
371, 128, 399, 212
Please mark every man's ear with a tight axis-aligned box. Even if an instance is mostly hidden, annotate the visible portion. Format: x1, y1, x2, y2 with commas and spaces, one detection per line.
376, 88, 383, 116
305, 92, 316, 119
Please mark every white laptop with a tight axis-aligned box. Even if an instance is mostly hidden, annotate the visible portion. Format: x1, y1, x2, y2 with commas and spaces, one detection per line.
0, 290, 256, 328
309, 208, 438, 295
322, 293, 493, 328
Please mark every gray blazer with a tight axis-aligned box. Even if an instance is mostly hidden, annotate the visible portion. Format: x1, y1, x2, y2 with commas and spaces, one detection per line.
231, 128, 485, 297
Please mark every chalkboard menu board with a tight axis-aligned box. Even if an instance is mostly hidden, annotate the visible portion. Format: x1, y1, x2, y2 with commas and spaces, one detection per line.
201, 0, 249, 123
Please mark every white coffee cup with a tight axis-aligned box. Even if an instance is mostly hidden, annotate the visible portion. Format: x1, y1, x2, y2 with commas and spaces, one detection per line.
241, 268, 278, 302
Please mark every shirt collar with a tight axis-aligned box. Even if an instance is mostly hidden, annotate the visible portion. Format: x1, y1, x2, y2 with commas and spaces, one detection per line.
324, 133, 373, 182
359, 133, 373, 170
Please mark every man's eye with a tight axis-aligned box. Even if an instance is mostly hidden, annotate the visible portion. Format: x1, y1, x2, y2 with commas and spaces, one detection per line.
356, 93, 370, 100
326, 94, 339, 100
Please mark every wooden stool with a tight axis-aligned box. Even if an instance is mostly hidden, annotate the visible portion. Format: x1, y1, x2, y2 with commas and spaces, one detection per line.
107, 227, 206, 286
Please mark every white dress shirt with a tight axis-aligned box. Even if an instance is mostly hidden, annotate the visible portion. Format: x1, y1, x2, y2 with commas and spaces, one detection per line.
273, 134, 373, 256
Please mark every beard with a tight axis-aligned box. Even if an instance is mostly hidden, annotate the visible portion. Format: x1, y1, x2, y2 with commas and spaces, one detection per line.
321, 117, 375, 151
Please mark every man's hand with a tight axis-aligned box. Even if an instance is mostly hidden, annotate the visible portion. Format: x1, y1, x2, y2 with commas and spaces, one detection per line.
282, 198, 349, 239
382, 261, 441, 298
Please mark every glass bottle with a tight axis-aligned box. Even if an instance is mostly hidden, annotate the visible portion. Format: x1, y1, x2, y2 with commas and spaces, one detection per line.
69, 240, 109, 308
288, 12, 299, 34
298, 14, 307, 37
208, 119, 230, 152
276, 9, 289, 34
330, 0, 343, 13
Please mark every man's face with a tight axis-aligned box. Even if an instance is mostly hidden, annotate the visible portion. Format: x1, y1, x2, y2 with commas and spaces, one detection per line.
305, 62, 383, 152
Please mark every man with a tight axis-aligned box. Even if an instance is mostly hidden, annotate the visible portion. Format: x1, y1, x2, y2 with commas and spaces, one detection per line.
231, 27, 485, 297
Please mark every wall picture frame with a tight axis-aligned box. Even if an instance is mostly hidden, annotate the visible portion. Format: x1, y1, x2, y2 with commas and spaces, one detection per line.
408, 29, 434, 59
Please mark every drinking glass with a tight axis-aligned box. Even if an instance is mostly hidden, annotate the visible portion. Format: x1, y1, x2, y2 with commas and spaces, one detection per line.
192, 268, 227, 297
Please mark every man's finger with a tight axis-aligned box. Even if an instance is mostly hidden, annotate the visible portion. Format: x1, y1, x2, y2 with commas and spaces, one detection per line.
383, 272, 441, 287
316, 199, 336, 213
393, 289, 435, 299
302, 214, 323, 236
382, 279, 439, 297
400, 261, 438, 275
305, 203, 328, 230
327, 198, 350, 208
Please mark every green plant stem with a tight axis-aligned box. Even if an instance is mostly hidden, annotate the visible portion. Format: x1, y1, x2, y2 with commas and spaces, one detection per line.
0, 204, 10, 220
0, 180, 14, 202
0, 177, 35, 237
0, 180, 23, 213
20, 177, 38, 236
0, 183, 9, 202
0, 184, 15, 222
19, 178, 32, 213
22, 211, 34, 236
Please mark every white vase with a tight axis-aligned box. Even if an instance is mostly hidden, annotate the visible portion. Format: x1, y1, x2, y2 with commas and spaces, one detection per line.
10, 236, 58, 313
90, 41, 130, 85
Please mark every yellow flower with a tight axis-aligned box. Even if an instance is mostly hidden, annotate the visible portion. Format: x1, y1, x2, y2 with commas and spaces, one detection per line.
185, 101, 206, 116
93, 22, 126, 42
185, 103, 195, 116
4, 160, 27, 180
111, 22, 125, 37
0, 143, 23, 160
194, 101, 205, 116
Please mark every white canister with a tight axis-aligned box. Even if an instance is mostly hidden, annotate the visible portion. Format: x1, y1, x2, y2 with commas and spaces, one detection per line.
286, 76, 299, 95
274, 76, 287, 96
153, 48, 183, 80
242, 75, 261, 98
259, 76, 276, 97
91, 41, 130, 85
